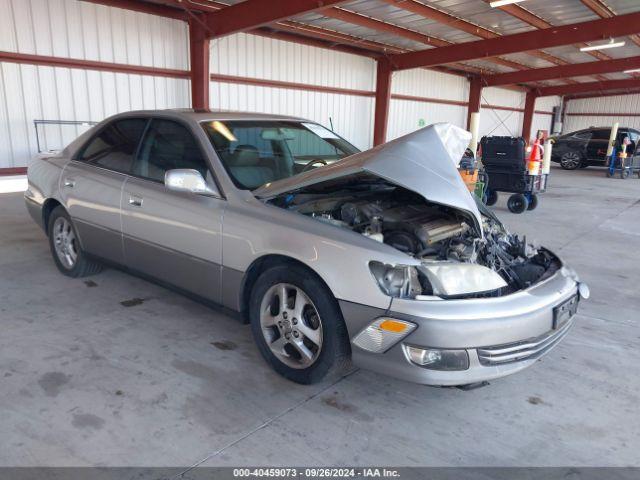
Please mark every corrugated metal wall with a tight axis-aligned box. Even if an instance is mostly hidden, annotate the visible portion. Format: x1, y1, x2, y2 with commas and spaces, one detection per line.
0, 0, 189, 169
532, 96, 560, 137
209, 33, 375, 151
387, 68, 467, 140
564, 94, 640, 133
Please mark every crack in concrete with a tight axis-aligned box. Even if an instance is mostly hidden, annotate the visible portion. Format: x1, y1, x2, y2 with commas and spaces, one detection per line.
173, 368, 360, 478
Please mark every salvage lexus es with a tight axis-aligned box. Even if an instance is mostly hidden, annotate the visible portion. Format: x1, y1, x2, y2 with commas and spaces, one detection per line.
25, 110, 589, 386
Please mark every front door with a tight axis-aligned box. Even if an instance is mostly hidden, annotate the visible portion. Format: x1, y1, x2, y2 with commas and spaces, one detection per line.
61, 118, 148, 264
121, 118, 225, 303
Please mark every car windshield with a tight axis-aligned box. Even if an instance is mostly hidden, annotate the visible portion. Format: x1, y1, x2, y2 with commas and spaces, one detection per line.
201, 120, 360, 190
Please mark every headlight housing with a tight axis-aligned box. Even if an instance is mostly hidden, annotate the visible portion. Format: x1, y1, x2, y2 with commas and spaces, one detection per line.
369, 262, 425, 298
418, 263, 507, 297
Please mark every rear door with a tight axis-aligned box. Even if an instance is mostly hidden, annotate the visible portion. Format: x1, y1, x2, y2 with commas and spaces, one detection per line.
121, 118, 225, 303
61, 118, 148, 264
586, 128, 611, 162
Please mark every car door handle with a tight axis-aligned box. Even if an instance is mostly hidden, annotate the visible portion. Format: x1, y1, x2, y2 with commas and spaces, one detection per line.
128, 195, 143, 207
63, 178, 76, 188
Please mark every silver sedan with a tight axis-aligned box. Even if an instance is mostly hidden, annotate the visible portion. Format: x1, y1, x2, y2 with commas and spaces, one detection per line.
25, 110, 588, 386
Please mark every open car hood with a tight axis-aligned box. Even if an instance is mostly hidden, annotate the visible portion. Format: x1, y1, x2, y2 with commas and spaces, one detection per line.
253, 123, 482, 230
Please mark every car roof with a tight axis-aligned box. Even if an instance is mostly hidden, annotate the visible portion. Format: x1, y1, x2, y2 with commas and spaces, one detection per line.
116, 108, 311, 123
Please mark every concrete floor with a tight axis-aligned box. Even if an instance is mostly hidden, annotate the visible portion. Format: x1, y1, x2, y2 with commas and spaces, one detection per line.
1, 165, 639, 467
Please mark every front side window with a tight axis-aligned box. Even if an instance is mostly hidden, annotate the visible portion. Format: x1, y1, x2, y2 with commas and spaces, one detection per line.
78, 118, 148, 173
201, 120, 359, 190
133, 119, 209, 182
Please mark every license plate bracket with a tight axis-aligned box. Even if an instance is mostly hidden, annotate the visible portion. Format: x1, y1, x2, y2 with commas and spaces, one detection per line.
553, 294, 579, 330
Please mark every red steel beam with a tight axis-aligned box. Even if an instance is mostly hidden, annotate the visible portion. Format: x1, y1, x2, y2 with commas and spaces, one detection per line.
0, 50, 190, 78
189, 20, 210, 109
203, 0, 350, 38
486, 0, 613, 80
536, 79, 640, 97
380, 0, 572, 71
322, 7, 527, 72
484, 56, 640, 87
580, 0, 640, 48
388, 14, 640, 71
373, 59, 393, 146
521, 91, 537, 143
467, 77, 482, 130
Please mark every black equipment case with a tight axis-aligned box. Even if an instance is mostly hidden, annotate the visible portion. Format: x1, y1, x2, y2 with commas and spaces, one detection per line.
480, 136, 547, 214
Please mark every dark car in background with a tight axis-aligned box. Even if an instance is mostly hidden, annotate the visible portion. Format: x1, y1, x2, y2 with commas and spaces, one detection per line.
551, 126, 640, 170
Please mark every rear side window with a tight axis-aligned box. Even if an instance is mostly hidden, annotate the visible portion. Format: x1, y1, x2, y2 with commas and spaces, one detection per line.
591, 129, 610, 140
78, 118, 147, 173
132, 119, 209, 182
572, 131, 592, 140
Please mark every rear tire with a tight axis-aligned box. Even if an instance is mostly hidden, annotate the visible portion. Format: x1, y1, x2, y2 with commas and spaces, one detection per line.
47, 206, 102, 278
249, 264, 350, 384
507, 194, 529, 214
527, 194, 539, 211
485, 190, 498, 206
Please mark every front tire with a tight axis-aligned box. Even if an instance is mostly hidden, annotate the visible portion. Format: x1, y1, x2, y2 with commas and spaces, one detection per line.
249, 264, 350, 384
560, 151, 582, 170
47, 206, 102, 277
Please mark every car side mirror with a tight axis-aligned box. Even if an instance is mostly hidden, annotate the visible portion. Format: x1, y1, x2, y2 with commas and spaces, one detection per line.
164, 169, 220, 197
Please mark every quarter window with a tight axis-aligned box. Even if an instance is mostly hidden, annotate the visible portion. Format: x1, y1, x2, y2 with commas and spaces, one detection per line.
78, 118, 147, 173
133, 119, 209, 182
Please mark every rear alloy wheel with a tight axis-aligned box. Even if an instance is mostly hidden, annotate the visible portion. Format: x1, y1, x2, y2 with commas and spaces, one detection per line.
507, 194, 529, 214
560, 151, 582, 170
47, 206, 102, 277
250, 264, 350, 384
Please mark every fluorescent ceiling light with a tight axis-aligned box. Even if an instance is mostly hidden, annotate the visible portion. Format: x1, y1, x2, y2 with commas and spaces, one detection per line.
489, 0, 526, 7
624, 68, 640, 74
580, 39, 626, 52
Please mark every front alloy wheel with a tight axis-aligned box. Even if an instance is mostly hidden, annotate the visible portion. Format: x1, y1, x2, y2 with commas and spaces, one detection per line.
259, 283, 323, 369
249, 264, 350, 384
560, 151, 582, 170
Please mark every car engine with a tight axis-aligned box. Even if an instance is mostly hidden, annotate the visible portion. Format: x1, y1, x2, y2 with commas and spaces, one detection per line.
269, 181, 558, 295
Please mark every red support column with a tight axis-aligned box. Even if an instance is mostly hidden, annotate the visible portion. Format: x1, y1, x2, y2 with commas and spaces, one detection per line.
373, 58, 392, 146
189, 20, 210, 110
466, 77, 482, 130
522, 90, 537, 143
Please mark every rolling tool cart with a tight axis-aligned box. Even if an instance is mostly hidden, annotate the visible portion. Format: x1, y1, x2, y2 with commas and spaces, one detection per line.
606, 146, 640, 179
481, 136, 548, 214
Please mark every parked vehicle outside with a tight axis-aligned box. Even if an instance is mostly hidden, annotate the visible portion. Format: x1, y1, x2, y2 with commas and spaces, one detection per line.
25, 110, 588, 387
551, 126, 640, 170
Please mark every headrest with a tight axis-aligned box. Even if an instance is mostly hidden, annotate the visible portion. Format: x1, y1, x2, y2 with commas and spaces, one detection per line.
233, 144, 260, 166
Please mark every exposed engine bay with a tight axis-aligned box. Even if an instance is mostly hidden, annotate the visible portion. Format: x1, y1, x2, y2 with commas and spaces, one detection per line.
268, 176, 559, 298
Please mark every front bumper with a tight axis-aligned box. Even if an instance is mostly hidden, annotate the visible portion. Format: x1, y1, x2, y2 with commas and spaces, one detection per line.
344, 266, 584, 386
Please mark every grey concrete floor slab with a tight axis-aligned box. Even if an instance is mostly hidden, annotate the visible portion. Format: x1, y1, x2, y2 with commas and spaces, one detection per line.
0, 166, 638, 467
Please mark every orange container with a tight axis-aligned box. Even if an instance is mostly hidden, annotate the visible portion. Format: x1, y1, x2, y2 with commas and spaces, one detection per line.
459, 168, 478, 192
